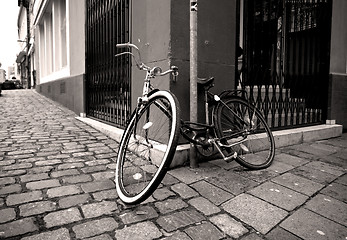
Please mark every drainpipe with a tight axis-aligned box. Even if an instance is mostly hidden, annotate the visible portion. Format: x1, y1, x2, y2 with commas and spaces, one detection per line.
25, 0, 31, 89
190, 0, 198, 168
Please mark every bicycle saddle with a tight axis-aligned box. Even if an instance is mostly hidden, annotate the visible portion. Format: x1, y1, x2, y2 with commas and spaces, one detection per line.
197, 77, 214, 87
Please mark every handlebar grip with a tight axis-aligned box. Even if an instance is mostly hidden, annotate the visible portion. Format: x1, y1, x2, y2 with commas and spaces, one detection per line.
116, 43, 130, 48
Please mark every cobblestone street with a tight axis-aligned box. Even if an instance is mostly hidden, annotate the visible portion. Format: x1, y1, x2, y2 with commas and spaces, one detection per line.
0, 89, 346, 240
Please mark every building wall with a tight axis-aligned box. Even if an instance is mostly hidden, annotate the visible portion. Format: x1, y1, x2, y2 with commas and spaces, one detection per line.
131, 0, 238, 120
328, 0, 347, 130
34, 0, 85, 115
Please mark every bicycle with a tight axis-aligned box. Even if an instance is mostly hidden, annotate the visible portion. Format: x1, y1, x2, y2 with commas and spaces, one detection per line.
115, 43, 275, 205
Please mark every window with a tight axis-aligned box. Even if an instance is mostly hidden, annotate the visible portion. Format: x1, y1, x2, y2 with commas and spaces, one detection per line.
38, 0, 67, 80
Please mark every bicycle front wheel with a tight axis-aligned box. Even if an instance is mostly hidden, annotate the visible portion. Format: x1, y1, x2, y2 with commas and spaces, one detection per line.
214, 97, 275, 170
116, 91, 181, 204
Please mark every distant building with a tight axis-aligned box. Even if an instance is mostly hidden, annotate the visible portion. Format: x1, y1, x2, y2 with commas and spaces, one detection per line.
0, 69, 6, 83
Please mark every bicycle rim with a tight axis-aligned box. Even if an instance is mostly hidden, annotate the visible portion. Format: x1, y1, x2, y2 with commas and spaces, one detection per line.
215, 97, 275, 169
116, 91, 180, 204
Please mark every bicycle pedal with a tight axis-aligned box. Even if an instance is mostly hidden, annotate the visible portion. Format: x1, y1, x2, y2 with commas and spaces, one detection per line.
240, 144, 249, 152
143, 122, 153, 130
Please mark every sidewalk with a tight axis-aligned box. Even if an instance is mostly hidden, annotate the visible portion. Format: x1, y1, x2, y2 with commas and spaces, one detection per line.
0, 89, 346, 240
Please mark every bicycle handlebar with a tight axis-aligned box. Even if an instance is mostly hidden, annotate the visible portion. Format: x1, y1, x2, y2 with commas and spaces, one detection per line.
115, 43, 178, 79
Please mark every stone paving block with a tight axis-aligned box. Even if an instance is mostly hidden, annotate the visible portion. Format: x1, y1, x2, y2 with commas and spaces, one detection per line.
274, 153, 309, 167
81, 165, 107, 173
280, 208, 347, 240
2, 163, 32, 171
0, 177, 16, 186
266, 160, 296, 174
44, 207, 83, 228
7, 154, 35, 159
95, 153, 117, 159
119, 205, 158, 224
92, 171, 115, 181
72, 217, 118, 239
240, 232, 264, 240
188, 197, 220, 216
0, 169, 26, 177
168, 167, 204, 184
170, 183, 199, 199
234, 168, 279, 183
153, 187, 176, 201
317, 154, 347, 169
6, 191, 43, 206
0, 183, 21, 195
248, 181, 308, 211
321, 182, 347, 202
0, 208, 16, 223
81, 201, 118, 218
26, 179, 61, 190
266, 227, 302, 240
36, 151, 60, 157
272, 172, 324, 196
93, 189, 118, 201
21, 228, 71, 240
209, 213, 248, 238
222, 193, 288, 234
290, 165, 338, 184
0, 160, 15, 166
35, 159, 62, 166
19, 157, 46, 163
86, 159, 111, 166
161, 173, 180, 186
51, 169, 80, 178
62, 174, 92, 184
189, 180, 233, 206
19, 201, 57, 217
0, 217, 38, 238
20, 173, 50, 182
84, 234, 113, 240
155, 198, 188, 214
304, 161, 345, 176
156, 209, 205, 232
205, 170, 258, 195
184, 222, 224, 240
73, 152, 94, 158
161, 231, 191, 240
58, 162, 85, 170
81, 180, 115, 193
47, 185, 82, 198
27, 166, 54, 174
115, 221, 162, 240
209, 158, 239, 170
59, 193, 91, 208
304, 194, 347, 225
292, 143, 335, 156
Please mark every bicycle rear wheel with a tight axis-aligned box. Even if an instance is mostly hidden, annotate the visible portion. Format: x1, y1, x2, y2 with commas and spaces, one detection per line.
214, 97, 275, 169
116, 91, 181, 204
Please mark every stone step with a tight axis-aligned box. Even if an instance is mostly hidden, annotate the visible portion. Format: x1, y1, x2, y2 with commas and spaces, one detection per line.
76, 116, 342, 168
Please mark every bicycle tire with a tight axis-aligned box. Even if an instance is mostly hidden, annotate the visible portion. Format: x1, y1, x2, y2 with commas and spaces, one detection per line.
214, 97, 275, 169
116, 90, 181, 204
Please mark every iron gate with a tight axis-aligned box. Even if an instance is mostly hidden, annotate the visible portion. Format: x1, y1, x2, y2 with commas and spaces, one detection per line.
86, 0, 131, 128
242, 0, 332, 129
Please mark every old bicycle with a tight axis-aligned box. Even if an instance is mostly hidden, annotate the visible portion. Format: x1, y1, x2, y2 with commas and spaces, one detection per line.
115, 43, 275, 204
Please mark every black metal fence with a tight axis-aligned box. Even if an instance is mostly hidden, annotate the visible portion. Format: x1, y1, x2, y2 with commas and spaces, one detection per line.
86, 0, 131, 128
242, 0, 332, 129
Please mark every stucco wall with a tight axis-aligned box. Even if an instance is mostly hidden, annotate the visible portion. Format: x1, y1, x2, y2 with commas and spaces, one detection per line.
36, 74, 85, 115
131, 0, 238, 121
328, 0, 347, 130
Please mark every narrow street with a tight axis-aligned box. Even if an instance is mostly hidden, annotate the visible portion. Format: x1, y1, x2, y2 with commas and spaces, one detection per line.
0, 89, 346, 240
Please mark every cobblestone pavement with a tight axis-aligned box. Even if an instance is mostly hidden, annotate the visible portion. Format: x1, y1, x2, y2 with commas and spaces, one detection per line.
0, 89, 346, 240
